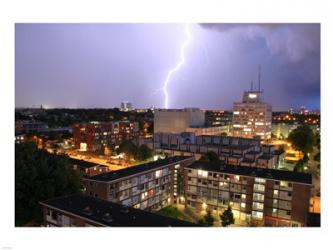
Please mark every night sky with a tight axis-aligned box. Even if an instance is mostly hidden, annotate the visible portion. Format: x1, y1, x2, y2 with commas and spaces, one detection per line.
15, 23, 320, 111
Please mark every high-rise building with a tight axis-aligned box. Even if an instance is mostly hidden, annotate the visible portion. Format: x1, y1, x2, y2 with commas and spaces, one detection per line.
232, 90, 272, 140
154, 108, 205, 134
120, 101, 133, 112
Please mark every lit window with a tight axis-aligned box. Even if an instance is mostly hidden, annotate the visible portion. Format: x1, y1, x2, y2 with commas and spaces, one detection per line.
274, 190, 279, 196
155, 170, 162, 178
241, 194, 246, 199
241, 202, 246, 208
272, 208, 277, 214
198, 170, 208, 178
253, 202, 264, 210
251, 211, 263, 220
235, 175, 240, 181
254, 178, 266, 183
280, 181, 289, 188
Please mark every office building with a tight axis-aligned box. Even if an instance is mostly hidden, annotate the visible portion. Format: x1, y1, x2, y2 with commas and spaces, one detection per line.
73, 121, 139, 152
232, 89, 272, 140
154, 108, 205, 134
83, 156, 195, 211
184, 161, 312, 226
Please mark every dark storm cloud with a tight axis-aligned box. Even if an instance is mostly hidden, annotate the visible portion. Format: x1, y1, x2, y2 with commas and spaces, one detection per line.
15, 23, 320, 110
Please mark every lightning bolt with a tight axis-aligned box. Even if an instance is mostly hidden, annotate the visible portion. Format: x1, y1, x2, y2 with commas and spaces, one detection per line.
162, 24, 192, 109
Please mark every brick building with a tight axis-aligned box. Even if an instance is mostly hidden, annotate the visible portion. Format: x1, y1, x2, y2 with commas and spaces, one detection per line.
184, 161, 312, 226
83, 156, 195, 211
73, 121, 139, 152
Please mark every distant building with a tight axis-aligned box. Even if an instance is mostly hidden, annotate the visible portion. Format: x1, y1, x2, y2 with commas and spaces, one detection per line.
154, 108, 205, 134
184, 161, 312, 226
205, 110, 233, 127
153, 132, 284, 169
69, 159, 110, 177
73, 121, 139, 152
232, 90, 272, 140
40, 194, 195, 227
121, 101, 133, 112
15, 120, 48, 134
83, 156, 195, 211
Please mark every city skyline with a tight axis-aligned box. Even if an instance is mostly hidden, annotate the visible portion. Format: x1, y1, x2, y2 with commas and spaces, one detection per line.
15, 23, 320, 110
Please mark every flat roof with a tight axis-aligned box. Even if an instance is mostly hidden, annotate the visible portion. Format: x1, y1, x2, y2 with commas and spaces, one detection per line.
186, 161, 312, 184
40, 194, 196, 227
69, 159, 105, 169
258, 154, 275, 160
85, 156, 193, 182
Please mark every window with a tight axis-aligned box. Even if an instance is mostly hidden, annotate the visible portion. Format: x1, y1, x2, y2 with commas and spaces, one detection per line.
241, 194, 246, 199
235, 175, 240, 181
254, 178, 266, 184
253, 193, 264, 201
155, 170, 162, 178
254, 184, 265, 192
241, 202, 246, 208
280, 181, 289, 188
288, 192, 292, 197
274, 190, 279, 196
252, 211, 263, 220
188, 177, 191, 181
252, 202, 264, 210
275, 181, 280, 185
198, 170, 208, 178
272, 208, 277, 214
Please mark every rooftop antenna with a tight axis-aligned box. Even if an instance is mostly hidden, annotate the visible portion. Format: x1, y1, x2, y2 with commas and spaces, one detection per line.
258, 64, 261, 92
250, 81, 254, 91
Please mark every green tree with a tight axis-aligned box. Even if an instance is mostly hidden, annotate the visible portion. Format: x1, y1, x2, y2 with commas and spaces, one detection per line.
198, 211, 215, 226
200, 151, 219, 162
293, 159, 304, 172
118, 140, 138, 160
15, 143, 81, 226
220, 206, 235, 227
135, 144, 153, 161
288, 125, 315, 154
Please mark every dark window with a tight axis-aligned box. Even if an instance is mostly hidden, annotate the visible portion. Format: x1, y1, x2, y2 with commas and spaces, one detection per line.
208, 172, 213, 176
287, 210, 291, 215
198, 179, 202, 183
155, 179, 159, 185
51, 211, 57, 220
288, 183, 292, 187
275, 181, 279, 185
288, 192, 292, 196
188, 177, 191, 181
213, 173, 218, 178
188, 169, 192, 173
208, 180, 212, 184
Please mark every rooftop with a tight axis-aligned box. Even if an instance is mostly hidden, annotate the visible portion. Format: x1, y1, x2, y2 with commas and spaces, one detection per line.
69, 158, 102, 169
85, 156, 193, 182
40, 194, 196, 227
186, 161, 312, 184
258, 154, 275, 160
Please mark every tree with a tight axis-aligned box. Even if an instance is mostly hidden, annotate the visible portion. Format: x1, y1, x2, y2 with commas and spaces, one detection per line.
220, 206, 235, 227
314, 152, 320, 162
118, 140, 138, 160
200, 151, 219, 162
293, 159, 304, 172
288, 125, 315, 154
302, 153, 309, 164
15, 143, 81, 226
135, 144, 153, 161
198, 211, 215, 226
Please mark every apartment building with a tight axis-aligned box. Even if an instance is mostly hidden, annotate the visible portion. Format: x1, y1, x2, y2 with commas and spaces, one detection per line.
153, 132, 284, 168
69, 159, 110, 177
73, 121, 139, 152
40, 194, 195, 227
232, 90, 272, 140
184, 161, 312, 226
83, 156, 195, 212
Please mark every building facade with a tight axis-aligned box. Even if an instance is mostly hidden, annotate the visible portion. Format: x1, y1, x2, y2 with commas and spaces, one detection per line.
120, 101, 133, 112
232, 90, 272, 140
184, 161, 312, 226
153, 132, 284, 169
40, 194, 195, 227
83, 156, 195, 212
205, 110, 233, 127
154, 108, 205, 134
73, 121, 139, 152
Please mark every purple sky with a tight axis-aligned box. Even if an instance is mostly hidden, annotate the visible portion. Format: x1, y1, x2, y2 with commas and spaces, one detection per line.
15, 23, 320, 111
